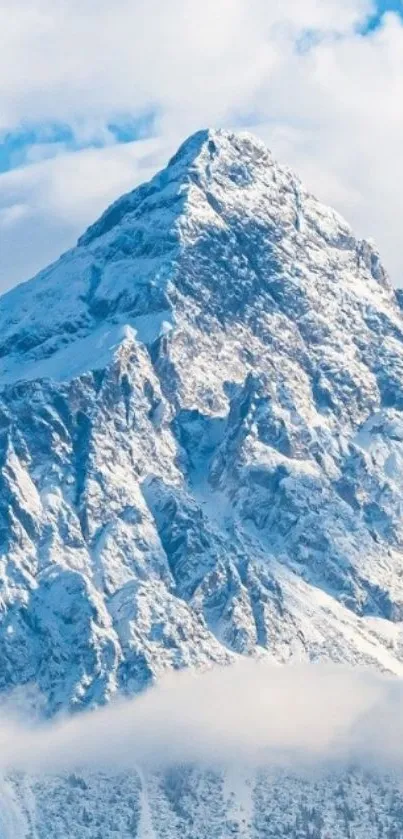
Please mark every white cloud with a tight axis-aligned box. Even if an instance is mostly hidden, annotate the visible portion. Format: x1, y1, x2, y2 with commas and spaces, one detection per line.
1, 661, 403, 776
0, 138, 172, 291
255, 13, 403, 284
0, 0, 373, 134
1, 0, 403, 289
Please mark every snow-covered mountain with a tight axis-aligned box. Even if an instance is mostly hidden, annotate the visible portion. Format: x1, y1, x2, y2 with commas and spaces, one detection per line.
2, 128, 403, 836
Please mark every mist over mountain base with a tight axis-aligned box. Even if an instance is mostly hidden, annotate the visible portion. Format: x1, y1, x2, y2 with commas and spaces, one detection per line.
1, 662, 403, 837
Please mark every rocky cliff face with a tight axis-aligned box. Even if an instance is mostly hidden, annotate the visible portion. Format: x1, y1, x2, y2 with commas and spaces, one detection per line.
2, 128, 403, 836
2, 129, 403, 715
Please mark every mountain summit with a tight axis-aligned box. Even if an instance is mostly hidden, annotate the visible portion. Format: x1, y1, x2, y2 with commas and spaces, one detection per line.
2, 129, 403, 718
4, 128, 403, 836
0, 128, 391, 383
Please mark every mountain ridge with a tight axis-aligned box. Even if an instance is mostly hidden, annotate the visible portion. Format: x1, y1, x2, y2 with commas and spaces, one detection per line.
3, 127, 403, 837
1, 128, 403, 719
0, 128, 394, 385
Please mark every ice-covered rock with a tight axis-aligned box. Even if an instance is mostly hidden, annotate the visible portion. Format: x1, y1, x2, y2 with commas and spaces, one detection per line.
2, 128, 403, 715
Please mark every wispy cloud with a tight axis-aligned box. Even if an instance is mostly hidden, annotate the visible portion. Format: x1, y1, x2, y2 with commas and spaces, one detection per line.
1, 662, 403, 776
0, 0, 373, 136
0, 137, 170, 291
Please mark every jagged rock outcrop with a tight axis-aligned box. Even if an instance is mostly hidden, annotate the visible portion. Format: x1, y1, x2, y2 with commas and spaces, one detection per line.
2, 129, 403, 713
2, 128, 403, 837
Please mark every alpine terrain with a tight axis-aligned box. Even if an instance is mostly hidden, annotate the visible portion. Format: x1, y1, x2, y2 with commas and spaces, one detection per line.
2, 129, 403, 836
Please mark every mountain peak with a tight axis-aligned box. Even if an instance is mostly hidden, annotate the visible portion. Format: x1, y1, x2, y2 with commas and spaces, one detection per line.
0, 128, 394, 389
1, 125, 403, 711
78, 127, 275, 251
166, 127, 273, 171
3, 128, 403, 832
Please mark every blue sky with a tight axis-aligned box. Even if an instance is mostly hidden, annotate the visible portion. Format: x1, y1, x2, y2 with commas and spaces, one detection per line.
375, 0, 402, 13
366, 0, 403, 27
0, 115, 156, 174
1, 0, 403, 292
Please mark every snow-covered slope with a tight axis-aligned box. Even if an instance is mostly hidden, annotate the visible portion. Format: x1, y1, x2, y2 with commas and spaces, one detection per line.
2, 128, 403, 835
2, 128, 403, 709
4, 766, 403, 839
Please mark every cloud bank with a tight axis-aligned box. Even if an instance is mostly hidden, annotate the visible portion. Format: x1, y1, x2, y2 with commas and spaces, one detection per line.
0, 138, 168, 291
0, 0, 374, 136
1, 661, 403, 777
0, 1, 403, 290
